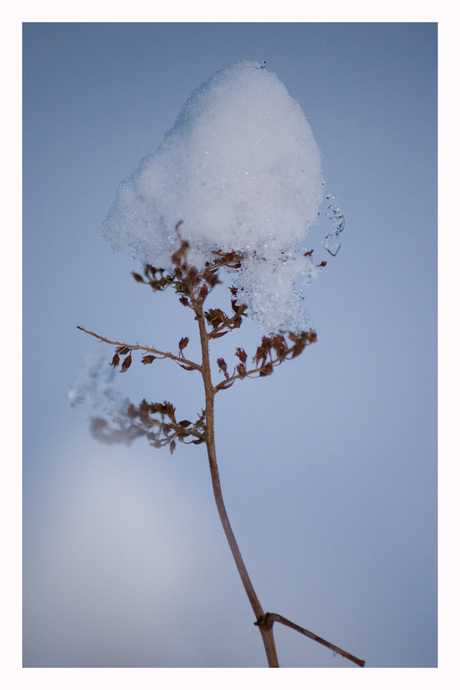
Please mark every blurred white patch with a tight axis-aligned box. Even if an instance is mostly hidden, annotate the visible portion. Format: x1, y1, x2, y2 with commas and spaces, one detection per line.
23, 432, 258, 667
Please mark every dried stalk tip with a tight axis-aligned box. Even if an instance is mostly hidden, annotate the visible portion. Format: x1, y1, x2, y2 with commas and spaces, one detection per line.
75, 231, 347, 668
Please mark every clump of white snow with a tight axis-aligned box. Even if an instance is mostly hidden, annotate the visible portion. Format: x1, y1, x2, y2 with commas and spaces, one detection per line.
69, 352, 128, 422
103, 60, 326, 333
69, 352, 142, 445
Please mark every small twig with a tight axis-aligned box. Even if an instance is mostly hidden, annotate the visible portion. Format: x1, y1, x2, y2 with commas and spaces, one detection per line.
214, 361, 283, 392
213, 331, 316, 392
256, 613, 365, 667
77, 325, 201, 372
134, 415, 205, 444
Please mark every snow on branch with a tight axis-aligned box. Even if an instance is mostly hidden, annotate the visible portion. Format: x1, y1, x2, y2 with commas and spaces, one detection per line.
102, 60, 327, 334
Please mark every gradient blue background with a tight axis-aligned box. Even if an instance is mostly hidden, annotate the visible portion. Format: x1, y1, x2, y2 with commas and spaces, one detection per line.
23, 22, 437, 668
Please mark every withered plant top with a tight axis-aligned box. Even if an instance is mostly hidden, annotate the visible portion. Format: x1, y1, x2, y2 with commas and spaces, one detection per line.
77, 224, 364, 668
78, 223, 317, 453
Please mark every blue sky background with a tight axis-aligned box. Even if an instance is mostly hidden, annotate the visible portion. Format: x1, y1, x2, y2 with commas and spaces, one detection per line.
22, 22, 437, 671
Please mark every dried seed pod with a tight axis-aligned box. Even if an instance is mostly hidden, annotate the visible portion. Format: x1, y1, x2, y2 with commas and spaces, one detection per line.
142, 354, 156, 364
235, 348, 247, 364
217, 358, 228, 374
120, 354, 132, 372
179, 337, 189, 352
259, 362, 273, 377
236, 364, 247, 379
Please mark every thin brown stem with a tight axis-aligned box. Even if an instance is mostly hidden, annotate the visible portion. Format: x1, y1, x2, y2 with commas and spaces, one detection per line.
214, 361, 283, 392
78, 249, 365, 668
259, 613, 365, 667
77, 325, 201, 372
194, 302, 279, 667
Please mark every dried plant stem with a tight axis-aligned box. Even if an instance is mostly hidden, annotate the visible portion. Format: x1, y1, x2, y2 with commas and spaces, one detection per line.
76, 326, 201, 372
259, 613, 365, 667
77, 240, 365, 667
195, 303, 280, 667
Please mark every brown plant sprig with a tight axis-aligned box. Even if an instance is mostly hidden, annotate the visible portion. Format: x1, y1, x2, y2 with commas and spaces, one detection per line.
78, 222, 365, 668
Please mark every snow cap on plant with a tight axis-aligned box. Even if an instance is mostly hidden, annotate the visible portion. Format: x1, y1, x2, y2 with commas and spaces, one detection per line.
103, 60, 325, 333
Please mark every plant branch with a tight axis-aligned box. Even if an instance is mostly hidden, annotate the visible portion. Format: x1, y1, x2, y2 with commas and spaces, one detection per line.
256, 612, 365, 667
214, 359, 285, 391
76, 237, 365, 668
77, 325, 201, 372
214, 330, 317, 392
194, 301, 279, 667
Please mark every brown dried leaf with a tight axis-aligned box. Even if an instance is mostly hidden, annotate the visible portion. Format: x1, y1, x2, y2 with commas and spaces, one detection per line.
142, 354, 156, 365
171, 245, 186, 266
235, 347, 247, 364
259, 362, 273, 377
187, 266, 198, 282
149, 402, 166, 414
205, 308, 226, 328
236, 364, 247, 379
110, 353, 120, 368
254, 336, 272, 365
291, 341, 306, 358
199, 284, 209, 300
127, 404, 138, 419
163, 402, 176, 419
120, 354, 132, 372
139, 399, 150, 415
205, 272, 220, 288
217, 358, 228, 374
209, 330, 228, 339
272, 335, 288, 361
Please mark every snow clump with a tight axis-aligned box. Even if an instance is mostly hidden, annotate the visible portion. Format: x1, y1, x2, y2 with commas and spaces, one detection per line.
103, 60, 325, 333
